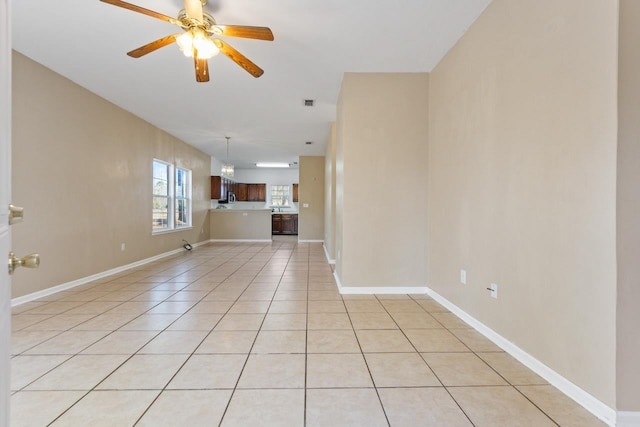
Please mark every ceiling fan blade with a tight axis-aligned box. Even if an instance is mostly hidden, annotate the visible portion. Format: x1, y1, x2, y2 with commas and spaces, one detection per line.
213, 39, 264, 78
210, 25, 274, 41
183, 0, 203, 21
127, 34, 179, 58
194, 56, 210, 82
100, 0, 177, 24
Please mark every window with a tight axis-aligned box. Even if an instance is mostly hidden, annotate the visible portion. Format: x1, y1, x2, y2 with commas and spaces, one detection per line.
175, 167, 191, 228
152, 159, 192, 233
271, 185, 291, 206
153, 160, 171, 231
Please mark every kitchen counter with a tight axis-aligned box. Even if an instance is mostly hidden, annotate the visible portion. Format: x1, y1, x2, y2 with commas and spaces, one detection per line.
212, 208, 272, 212
213, 207, 298, 215
209, 209, 272, 241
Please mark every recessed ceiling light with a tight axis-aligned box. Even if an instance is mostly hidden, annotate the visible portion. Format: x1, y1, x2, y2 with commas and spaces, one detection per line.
256, 162, 290, 168
304, 99, 314, 107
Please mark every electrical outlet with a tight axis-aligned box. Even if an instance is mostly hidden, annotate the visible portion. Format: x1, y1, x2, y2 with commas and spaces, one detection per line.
487, 283, 498, 299
460, 269, 467, 285
303, 203, 309, 208
121, 243, 126, 251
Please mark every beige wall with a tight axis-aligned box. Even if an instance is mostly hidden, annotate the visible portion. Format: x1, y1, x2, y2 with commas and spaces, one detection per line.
323, 123, 337, 260
336, 73, 429, 287
427, 0, 618, 406
335, 92, 345, 280
617, 0, 640, 412
298, 156, 325, 240
209, 210, 271, 240
11, 52, 211, 299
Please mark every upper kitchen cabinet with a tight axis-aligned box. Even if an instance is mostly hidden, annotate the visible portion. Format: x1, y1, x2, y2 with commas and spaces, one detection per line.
235, 183, 248, 201
247, 183, 267, 202
292, 183, 299, 202
211, 176, 235, 200
211, 176, 222, 199
213, 178, 266, 202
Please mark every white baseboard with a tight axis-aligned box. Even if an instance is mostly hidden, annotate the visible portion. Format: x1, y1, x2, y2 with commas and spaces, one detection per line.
426, 288, 617, 427
617, 412, 640, 427
333, 271, 428, 294
209, 239, 272, 243
322, 243, 335, 265
11, 241, 209, 307
298, 239, 324, 243
340, 286, 429, 294
328, 275, 618, 426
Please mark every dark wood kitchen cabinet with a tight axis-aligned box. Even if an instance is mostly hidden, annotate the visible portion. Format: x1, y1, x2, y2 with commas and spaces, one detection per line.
272, 213, 298, 235
282, 214, 298, 235
292, 183, 299, 202
212, 178, 265, 202
211, 176, 222, 199
235, 183, 248, 201
271, 214, 282, 234
211, 176, 235, 200
247, 183, 266, 202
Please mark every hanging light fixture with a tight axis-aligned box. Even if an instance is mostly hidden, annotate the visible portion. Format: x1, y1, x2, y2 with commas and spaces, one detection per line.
221, 136, 234, 177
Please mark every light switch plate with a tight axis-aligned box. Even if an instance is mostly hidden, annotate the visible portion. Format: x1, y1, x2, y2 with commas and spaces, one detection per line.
460, 269, 467, 285
303, 203, 309, 208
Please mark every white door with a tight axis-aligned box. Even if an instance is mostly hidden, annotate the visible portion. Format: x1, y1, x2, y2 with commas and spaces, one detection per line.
0, 0, 11, 424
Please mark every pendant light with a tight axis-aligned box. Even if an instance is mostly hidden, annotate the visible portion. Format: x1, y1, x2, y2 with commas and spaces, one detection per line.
221, 136, 234, 177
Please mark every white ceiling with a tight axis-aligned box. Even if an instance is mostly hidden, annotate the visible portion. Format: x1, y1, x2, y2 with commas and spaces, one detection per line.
12, 0, 491, 168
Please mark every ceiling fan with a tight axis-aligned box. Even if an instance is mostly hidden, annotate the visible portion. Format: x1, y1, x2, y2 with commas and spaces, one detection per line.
100, 0, 274, 82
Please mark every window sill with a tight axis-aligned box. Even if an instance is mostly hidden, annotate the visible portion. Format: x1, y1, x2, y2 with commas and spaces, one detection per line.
152, 226, 193, 236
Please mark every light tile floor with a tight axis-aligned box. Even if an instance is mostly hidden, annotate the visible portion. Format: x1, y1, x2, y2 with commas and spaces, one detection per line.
10, 239, 606, 426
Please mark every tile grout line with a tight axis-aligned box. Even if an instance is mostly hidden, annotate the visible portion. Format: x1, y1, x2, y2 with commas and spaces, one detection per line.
161, 241, 283, 426
341, 295, 392, 427
216, 239, 297, 427
40, 242, 261, 426
384, 294, 477, 427
406, 294, 561, 427
131, 242, 265, 426
303, 241, 310, 427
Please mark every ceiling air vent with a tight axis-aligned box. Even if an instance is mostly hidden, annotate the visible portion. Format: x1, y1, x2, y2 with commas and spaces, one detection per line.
304, 99, 314, 107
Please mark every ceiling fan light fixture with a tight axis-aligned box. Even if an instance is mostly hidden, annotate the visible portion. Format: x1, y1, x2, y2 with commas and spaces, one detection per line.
193, 30, 220, 59
177, 31, 194, 56
177, 29, 219, 59
101, 0, 273, 81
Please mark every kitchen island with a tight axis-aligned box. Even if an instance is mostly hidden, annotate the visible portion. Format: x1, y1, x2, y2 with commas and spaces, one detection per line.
209, 209, 272, 241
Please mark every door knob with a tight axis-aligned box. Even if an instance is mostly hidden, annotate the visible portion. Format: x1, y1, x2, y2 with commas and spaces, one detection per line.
8, 252, 40, 275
